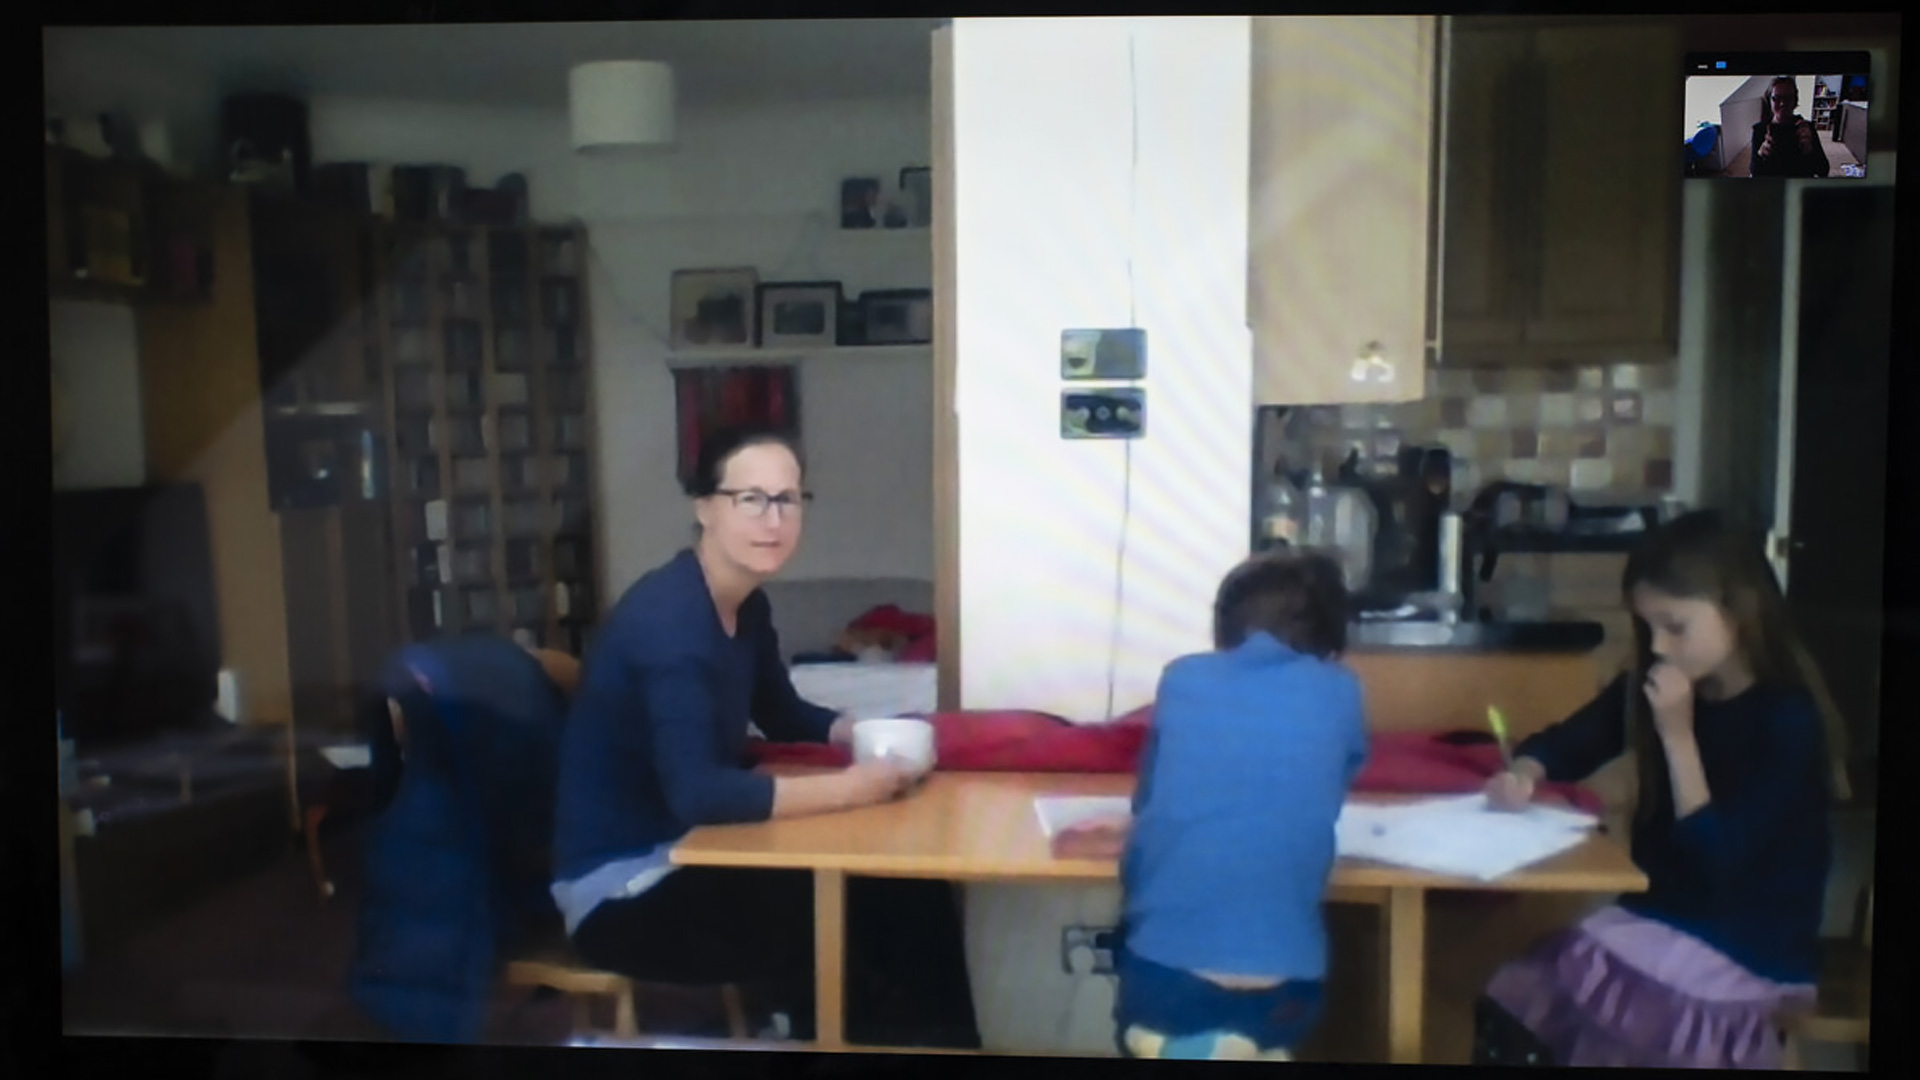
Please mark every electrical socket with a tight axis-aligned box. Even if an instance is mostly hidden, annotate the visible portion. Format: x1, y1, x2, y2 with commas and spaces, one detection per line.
1060, 389, 1146, 440
1060, 925, 1119, 976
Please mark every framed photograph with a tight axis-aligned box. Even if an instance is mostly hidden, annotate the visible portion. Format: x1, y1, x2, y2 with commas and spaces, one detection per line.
858, 288, 934, 346
840, 177, 882, 229
899, 166, 932, 228
757, 281, 844, 349
670, 268, 759, 351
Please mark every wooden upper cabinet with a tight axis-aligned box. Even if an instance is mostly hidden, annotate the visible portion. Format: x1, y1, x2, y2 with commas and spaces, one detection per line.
1435, 24, 1531, 354
1250, 16, 1439, 405
1439, 17, 1684, 365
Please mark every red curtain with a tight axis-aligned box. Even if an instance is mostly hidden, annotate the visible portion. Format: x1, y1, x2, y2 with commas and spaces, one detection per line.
674, 365, 799, 487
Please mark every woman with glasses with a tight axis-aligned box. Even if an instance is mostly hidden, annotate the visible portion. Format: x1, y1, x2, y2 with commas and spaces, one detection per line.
550, 426, 980, 1048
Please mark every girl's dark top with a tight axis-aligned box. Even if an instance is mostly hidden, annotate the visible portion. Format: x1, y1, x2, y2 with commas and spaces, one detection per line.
1749, 116, 1831, 178
1516, 673, 1832, 984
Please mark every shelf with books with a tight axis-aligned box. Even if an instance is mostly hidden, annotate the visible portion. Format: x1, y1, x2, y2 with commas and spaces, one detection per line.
371, 221, 599, 653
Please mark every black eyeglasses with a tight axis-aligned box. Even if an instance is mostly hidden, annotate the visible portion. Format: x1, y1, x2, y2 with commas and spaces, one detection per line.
714, 488, 814, 519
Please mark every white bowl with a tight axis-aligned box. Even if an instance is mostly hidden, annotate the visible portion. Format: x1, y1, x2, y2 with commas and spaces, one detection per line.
851, 717, 937, 776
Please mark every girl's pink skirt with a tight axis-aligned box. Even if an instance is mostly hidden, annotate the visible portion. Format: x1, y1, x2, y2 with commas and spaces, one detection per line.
1486, 905, 1817, 1069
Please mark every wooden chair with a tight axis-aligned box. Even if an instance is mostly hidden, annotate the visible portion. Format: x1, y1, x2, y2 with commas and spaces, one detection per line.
501, 932, 750, 1042
1779, 882, 1872, 1071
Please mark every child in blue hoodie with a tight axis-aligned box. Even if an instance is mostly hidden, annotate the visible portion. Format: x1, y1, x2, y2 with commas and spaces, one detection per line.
1115, 550, 1369, 1060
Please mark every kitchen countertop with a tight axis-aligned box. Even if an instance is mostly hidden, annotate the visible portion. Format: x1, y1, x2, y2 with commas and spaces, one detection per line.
1348, 618, 1605, 653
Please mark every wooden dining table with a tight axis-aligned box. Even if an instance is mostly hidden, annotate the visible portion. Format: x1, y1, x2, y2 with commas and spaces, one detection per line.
671, 769, 1647, 1063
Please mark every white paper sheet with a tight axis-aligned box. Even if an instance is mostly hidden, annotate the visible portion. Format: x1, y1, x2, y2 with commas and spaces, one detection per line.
1334, 794, 1598, 881
1031, 793, 1598, 881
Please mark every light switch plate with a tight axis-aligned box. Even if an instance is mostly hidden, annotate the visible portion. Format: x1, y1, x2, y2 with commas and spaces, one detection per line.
1062, 388, 1145, 440
1061, 328, 1147, 380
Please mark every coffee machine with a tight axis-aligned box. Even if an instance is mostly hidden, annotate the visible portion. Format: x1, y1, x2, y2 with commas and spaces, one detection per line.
1341, 446, 1453, 612
1254, 441, 1453, 614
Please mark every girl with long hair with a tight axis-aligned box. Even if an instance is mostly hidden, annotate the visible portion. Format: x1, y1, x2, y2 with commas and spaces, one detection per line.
1473, 510, 1848, 1068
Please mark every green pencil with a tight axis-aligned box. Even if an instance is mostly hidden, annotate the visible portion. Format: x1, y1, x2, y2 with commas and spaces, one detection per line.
1487, 705, 1514, 769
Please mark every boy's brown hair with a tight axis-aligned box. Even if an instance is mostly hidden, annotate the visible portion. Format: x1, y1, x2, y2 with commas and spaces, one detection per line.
1212, 550, 1350, 657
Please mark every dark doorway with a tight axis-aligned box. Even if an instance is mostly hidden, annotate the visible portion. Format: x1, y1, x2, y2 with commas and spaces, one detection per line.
1784, 183, 1892, 802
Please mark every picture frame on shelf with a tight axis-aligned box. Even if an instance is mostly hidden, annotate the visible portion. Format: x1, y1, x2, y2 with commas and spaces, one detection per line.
756, 281, 843, 349
899, 166, 932, 228
857, 288, 934, 346
840, 177, 882, 229
670, 267, 759, 350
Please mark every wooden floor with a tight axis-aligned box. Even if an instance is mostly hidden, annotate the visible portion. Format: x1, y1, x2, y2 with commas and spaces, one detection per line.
62, 817, 1869, 1069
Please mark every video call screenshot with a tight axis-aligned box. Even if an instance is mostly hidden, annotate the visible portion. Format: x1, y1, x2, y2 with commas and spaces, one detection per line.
38, 12, 1902, 1080
1684, 51, 1873, 179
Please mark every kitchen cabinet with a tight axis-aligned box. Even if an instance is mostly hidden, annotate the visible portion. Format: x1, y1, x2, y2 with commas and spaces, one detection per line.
1439, 17, 1683, 365
1345, 650, 1602, 741
1249, 16, 1439, 405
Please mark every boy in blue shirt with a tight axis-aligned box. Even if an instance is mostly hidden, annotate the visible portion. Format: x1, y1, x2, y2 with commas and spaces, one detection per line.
1115, 550, 1369, 1060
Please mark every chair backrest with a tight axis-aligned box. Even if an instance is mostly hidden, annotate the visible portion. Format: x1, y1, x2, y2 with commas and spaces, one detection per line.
349, 634, 571, 1043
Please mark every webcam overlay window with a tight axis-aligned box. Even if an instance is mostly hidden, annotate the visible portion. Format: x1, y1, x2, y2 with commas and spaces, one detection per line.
1683, 52, 1871, 179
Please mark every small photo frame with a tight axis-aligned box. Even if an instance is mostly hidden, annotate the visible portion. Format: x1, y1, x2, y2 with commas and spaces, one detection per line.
899, 166, 932, 228
757, 281, 844, 349
840, 177, 882, 229
670, 268, 759, 350
857, 289, 934, 346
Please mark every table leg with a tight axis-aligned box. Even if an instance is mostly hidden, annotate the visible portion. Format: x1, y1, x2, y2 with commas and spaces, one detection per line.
1382, 886, 1426, 1065
813, 868, 847, 1049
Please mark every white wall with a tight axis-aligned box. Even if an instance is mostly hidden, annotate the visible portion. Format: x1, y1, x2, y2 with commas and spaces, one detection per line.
949, 17, 1254, 722
309, 94, 937, 595
950, 19, 1253, 1054
42, 29, 221, 174
1683, 74, 1750, 134
50, 301, 147, 490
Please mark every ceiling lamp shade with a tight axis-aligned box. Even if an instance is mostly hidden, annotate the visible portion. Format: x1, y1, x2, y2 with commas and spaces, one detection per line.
570, 60, 676, 153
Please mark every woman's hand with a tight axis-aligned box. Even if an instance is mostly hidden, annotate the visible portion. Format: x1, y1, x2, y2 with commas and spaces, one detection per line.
525, 646, 584, 697
1484, 757, 1546, 811
827, 715, 858, 746
1797, 118, 1816, 153
1644, 661, 1695, 741
840, 758, 916, 807
1757, 130, 1775, 159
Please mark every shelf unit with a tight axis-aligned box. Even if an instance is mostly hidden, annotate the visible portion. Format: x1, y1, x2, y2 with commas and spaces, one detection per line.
1812, 80, 1837, 132
45, 145, 216, 306
371, 222, 601, 656
665, 343, 931, 369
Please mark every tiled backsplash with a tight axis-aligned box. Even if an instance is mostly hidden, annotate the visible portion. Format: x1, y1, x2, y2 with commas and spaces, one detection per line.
1270, 361, 1677, 504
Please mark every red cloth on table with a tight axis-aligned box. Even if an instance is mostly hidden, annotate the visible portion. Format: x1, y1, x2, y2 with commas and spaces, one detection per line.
745, 707, 1605, 816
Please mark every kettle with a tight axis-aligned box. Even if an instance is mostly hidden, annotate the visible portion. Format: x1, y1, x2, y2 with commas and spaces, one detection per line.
1304, 467, 1377, 592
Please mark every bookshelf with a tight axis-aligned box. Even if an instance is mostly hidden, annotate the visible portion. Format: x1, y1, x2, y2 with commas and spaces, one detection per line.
371, 222, 601, 656
1812, 79, 1837, 132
